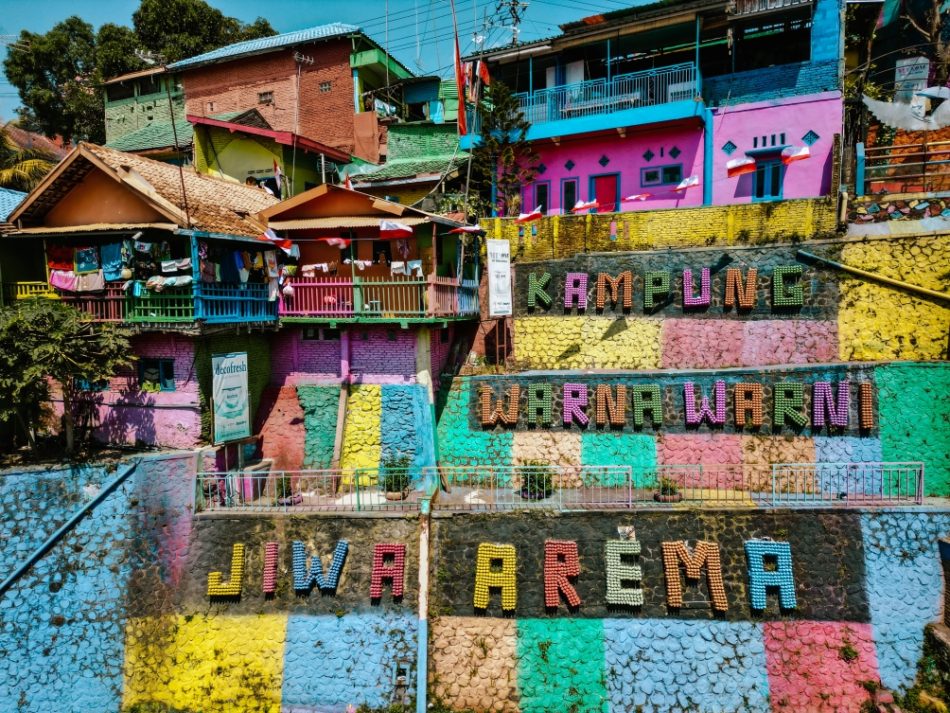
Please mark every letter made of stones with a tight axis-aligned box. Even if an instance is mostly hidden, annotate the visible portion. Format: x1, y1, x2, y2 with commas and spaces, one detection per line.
474, 543, 517, 611
527, 384, 553, 426
564, 272, 588, 310
662, 540, 728, 612
631, 385, 663, 428
596, 271, 633, 310
683, 268, 711, 308
527, 272, 553, 310
207, 543, 245, 597
479, 384, 521, 427
563, 383, 589, 427
544, 540, 581, 609
734, 383, 764, 428
724, 267, 758, 309
262, 542, 278, 595
370, 543, 406, 600
595, 384, 627, 427
644, 270, 671, 310
745, 540, 797, 610
293, 540, 349, 593
772, 265, 804, 308
605, 539, 643, 607
774, 382, 807, 430
684, 380, 726, 427
812, 381, 850, 430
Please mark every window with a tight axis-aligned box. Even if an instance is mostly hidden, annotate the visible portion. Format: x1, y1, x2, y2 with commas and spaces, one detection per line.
753, 160, 783, 201
302, 327, 340, 341
75, 378, 109, 392
561, 178, 578, 214
370, 240, 393, 265
207, 101, 215, 112
320, 81, 332, 93
258, 91, 274, 104
140, 75, 161, 96
534, 182, 550, 214
106, 83, 134, 102
138, 358, 175, 392
641, 164, 683, 187
439, 328, 450, 344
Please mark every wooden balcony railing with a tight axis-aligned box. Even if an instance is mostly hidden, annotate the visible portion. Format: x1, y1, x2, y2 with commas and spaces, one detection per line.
56, 285, 126, 321
279, 276, 480, 320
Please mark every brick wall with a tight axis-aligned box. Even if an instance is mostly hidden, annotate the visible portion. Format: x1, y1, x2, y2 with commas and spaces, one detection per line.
705, 59, 840, 106
181, 39, 356, 153
350, 326, 417, 381
430, 325, 454, 380
270, 328, 342, 385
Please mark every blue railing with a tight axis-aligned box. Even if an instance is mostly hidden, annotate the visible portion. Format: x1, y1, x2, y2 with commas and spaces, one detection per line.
196, 282, 278, 323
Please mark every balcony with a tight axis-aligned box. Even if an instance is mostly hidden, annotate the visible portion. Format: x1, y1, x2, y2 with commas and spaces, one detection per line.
463, 63, 703, 146
279, 275, 480, 323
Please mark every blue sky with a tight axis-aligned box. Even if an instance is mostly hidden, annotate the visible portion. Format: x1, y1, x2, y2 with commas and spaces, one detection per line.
0, 0, 644, 123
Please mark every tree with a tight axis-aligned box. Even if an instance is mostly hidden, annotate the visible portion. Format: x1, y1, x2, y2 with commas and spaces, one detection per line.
901, 0, 950, 87
0, 299, 133, 453
96, 23, 147, 81
133, 0, 275, 63
0, 122, 58, 191
470, 81, 540, 216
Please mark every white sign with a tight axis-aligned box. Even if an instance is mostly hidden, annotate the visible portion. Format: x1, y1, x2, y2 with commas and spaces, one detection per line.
487, 239, 512, 317
895, 57, 930, 104
212, 352, 250, 444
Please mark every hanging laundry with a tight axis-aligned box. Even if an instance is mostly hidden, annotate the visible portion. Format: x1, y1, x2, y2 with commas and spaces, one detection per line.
100, 243, 124, 281
197, 241, 209, 259
264, 251, 278, 278
76, 269, 105, 292
47, 244, 73, 271
200, 259, 217, 283
175, 257, 192, 271
74, 246, 100, 274
268, 278, 279, 302
390, 261, 408, 276
407, 259, 424, 277
49, 270, 78, 291
145, 276, 166, 292
121, 240, 134, 265
395, 239, 410, 259
220, 252, 241, 283
161, 259, 178, 274
134, 240, 153, 253
250, 253, 264, 269
238, 267, 250, 283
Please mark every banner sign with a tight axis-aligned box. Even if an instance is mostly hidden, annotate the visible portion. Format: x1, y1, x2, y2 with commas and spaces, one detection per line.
487, 239, 512, 317
212, 352, 250, 444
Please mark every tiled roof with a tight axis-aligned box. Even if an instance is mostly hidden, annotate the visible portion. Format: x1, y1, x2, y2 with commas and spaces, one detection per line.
3, 124, 69, 160
105, 119, 194, 152
0, 187, 26, 222
168, 24, 360, 71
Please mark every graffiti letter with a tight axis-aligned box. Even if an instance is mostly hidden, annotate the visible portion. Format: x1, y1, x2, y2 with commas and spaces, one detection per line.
544, 540, 581, 609
745, 540, 797, 610
662, 540, 728, 612
474, 543, 517, 611
292, 540, 349, 593
370, 543, 406, 600
207, 543, 245, 598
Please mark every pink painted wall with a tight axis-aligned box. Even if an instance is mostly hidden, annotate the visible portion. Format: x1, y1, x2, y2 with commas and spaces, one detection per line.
270, 328, 342, 385
710, 92, 842, 204
524, 121, 705, 214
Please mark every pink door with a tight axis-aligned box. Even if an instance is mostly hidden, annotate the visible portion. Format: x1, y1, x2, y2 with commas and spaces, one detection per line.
592, 174, 618, 212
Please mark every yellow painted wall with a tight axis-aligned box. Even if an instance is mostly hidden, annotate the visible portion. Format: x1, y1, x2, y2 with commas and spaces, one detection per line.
340, 384, 382, 479
513, 317, 662, 370
123, 614, 287, 712
837, 235, 950, 361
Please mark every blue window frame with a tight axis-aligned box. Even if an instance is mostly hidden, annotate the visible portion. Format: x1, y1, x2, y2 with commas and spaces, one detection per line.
139, 358, 176, 392
753, 160, 784, 201
561, 177, 578, 214
640, 164, 683, 187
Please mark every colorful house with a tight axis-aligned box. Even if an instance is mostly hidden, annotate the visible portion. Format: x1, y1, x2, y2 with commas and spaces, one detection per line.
462, 0, 842, 213
103, 67, 190, 162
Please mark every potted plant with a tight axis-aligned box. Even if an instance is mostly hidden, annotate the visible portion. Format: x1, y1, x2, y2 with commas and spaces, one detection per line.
276, 474, 302, 506
381, 454, 412, 500
654, 476, 683, 503
519, 460, 555, 500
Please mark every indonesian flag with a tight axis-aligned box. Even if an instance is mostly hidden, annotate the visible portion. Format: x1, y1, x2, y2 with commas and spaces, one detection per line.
781, 145, 810, 164
726, 157, 756, 177
477, 60, 491, 87
673, 175, 700, 192
273, 159, 283, 195
571, 199, 599, 213
319, 237, 352, 248
263, 228, 293, 254
380, 220, 414, 239
343, 174, 353, 190
515, 206, 543, 224
623, 193, 652, 202
448, 224, 484, 234
451, 0, 467, 136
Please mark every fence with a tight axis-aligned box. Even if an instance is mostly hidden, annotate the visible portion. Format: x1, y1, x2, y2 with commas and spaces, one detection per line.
857, 140, 950, 195
195, 467, 436, 514
56, 285, 127, 321
196, 282, 277, 323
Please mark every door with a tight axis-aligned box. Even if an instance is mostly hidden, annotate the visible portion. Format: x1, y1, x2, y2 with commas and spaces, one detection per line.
590, 173, 619, 212
753, 161, 783, 201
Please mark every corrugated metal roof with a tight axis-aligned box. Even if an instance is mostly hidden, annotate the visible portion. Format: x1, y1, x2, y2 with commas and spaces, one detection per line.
168, 24, 360, 71
0, 187, 26, 222
268, 216, 432, 230
105, 119, 194, 152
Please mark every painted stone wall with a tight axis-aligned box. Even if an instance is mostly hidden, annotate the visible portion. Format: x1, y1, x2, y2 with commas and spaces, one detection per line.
341, 383, 435, 471
429, 509, 950, 713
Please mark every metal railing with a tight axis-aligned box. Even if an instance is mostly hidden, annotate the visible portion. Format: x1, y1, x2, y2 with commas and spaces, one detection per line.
511, 63, 698, 128
427, 461, 924, 511
196, 282, 277, 323
195, 467, 436, 514
279, 275, 480, 320
858, 140, 950, 195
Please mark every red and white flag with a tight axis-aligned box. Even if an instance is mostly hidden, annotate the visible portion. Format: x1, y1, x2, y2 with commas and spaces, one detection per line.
343, 174, 353, 190
380, 220, 414, 239
781, 145, 810, 164
477, 60, 491, 87
448, 224, 484, 234
319, 237, 351, 248
263, 228, 293, 254
726, 157, 756, 177
673, 175, 700, 192
273, 159, 283, 195
623, 193, 652, 202
571, 199, 599, 213
515, 206, 543, 224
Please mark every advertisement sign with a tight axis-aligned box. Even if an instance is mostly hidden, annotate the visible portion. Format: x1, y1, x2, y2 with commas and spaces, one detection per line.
895, 57, 930, 103
487, 239, 512, 317
212, 352, 250, 444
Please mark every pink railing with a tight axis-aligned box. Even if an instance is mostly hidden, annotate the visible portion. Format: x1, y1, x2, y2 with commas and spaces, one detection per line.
56, 285, 127, 322
280, 277, 355, 318
428, 276, 459, 316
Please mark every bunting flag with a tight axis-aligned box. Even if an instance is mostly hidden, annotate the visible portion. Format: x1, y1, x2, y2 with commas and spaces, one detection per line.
477, 60, 491, 87
726, 157, 757, 177
448, 224, 484, 234
380, 220, 414, 239
262, 228, 294, 254
571, 199, 599, 213
673, 175, 700, 192
273, 159, 283, 195
781, 145, 810, 164
451, 0, 468, 136
515, 206, 543, 224
318, 237, 351, 248
623, 193, 652, 202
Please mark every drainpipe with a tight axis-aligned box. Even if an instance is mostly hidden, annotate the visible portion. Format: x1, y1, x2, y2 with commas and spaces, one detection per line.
415, 496, 431, 713
703, 106, 714, 206
0, 459, 140, 598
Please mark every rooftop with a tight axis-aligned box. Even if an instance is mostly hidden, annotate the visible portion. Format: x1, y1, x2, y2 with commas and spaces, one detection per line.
102, 66, 168, 86
167, 23, 360, 71
105, 118, 193, 153
0, 187, 26, 223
